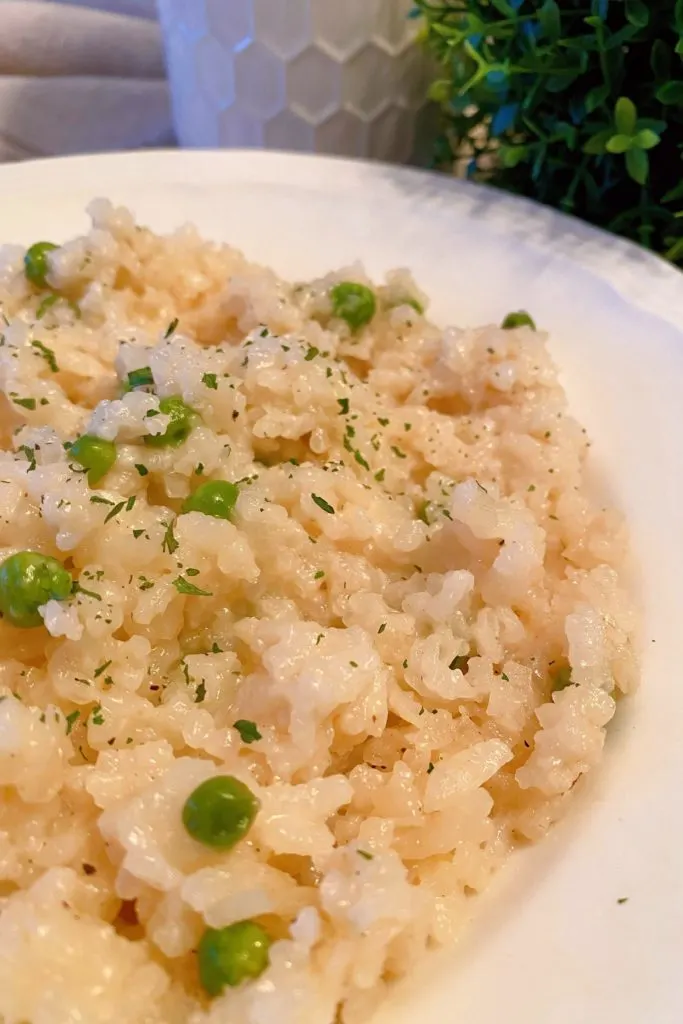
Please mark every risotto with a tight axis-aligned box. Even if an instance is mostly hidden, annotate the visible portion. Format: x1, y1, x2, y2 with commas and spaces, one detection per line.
0, 202, 637, 1024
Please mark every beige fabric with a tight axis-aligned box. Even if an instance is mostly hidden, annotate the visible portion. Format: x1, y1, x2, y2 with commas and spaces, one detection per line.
0, 1, 173, 162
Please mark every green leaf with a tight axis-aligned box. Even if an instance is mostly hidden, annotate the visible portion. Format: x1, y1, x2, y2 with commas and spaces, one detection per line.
626, 147, 649, 185
490, 0, 517, 15
585, 84, 610, 113
655, 81, 683, 105
605, 134, 632, 154
552, 121, 577, 147
666, 235, 683, 262
499, 145, 529, 168
633, 129, 660, 151
538, 0, 561, 41
614, 97, 637, 135
624, 0, 648, 27
427, 79, 451, 103
583, 129, 613, 155
662, 180, 683, 204
650, 40, 671, 81
636, 119, 667, 134
676, 0, 683, 33
546, 73, 580, 94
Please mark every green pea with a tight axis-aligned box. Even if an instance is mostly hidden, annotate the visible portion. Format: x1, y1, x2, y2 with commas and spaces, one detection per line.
182, 775, 259, 849
330, 282, 376, 331
0, 551, 72, 628
143, 396, 197, 448
198, 921, 271, 996
69, 434, 117, 486
24, 242, 58, 288
501, 310, 536, 330
181, 480, 239, 520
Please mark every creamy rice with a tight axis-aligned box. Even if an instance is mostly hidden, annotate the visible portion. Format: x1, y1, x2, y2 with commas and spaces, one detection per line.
0, 201, 637, 1024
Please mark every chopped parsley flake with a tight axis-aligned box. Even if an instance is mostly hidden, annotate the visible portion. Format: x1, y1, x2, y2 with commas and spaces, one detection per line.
94, 660, 112, 679
449, 654, 469, 672
202, 372, 218, 390
304, 345, 319, 361
132, 528, 144, 539
12, 397, 36, 410
501, 672, 510, 682
65, 710, 80, 734
314, 570, 325, 580
378, 623, 386, 634
427, 762, 435, 774
127, 366, 154, 389
337, 398, 349, 415
18, 444, 36, 471
31, 340, 59, 372
135, 464, 148, 476
164, 317, 179, 339
91, 705, 105, 726
161, 520, 179, 555
72, 581, 101, 602
36, 293, 59, 319
391, 445, 406, 459
378, 417, 389, 427
233, 719, 262, 743
357, 850, 373, 860
374, 468, 385, 482
312, 493, 335, 514
104, 501, 125, 524
194, 681, 206, 703
173, 576, 212, 597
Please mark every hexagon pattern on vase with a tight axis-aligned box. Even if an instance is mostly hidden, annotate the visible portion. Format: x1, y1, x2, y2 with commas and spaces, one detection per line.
157, 0, 430, 161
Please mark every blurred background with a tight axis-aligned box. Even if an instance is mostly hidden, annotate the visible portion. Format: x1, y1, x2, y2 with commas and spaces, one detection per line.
0, 0, 433, 164
1, 1, 681, 265
0, 0, 171, 161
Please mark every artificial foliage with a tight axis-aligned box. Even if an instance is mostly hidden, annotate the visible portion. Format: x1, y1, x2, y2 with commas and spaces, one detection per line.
416, 0, 683, 262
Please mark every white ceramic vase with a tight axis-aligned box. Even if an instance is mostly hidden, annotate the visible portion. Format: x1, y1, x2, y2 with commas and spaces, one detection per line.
156, 0, 431, 162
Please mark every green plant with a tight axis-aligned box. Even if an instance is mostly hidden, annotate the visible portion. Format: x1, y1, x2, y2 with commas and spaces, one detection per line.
415, 0, 683, 263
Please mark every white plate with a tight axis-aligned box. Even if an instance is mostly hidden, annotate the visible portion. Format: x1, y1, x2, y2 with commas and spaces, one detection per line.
0, 150, 680, 1024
